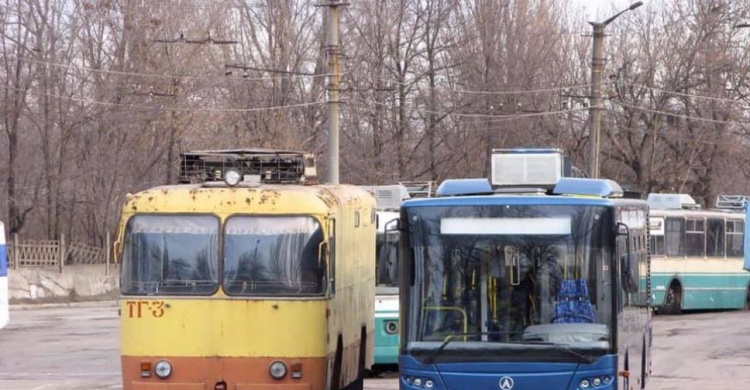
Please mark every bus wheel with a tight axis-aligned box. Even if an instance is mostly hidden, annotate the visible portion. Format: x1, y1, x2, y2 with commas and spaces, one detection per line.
347, 327, 367, 390
744, 287, 750, 311
331, 335, 343, 390
662, 282, 682, 315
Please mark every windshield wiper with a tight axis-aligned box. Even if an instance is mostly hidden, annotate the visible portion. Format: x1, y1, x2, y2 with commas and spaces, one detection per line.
514, 340, 595, 364
422, 333, 596, 364
423, 332, 507, 363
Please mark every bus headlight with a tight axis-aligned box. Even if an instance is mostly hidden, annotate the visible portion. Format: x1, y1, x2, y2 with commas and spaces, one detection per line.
269, 361, 287, 380
154, 360, 172, 379
224, 168, 243, 187
385, 320, 399, 334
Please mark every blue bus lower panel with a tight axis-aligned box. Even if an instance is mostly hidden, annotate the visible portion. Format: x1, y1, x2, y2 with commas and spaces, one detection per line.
399, 354, 618, 390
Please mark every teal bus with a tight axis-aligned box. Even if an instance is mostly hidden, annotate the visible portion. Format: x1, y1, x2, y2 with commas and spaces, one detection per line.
648, 194, 750, 313
360, 185, 410, 368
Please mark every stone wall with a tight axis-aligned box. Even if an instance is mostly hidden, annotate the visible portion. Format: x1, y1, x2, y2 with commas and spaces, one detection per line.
8, 264, 118, 300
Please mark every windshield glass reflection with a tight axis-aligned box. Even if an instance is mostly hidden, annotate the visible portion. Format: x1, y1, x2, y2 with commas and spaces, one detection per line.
405, 205, 613, 362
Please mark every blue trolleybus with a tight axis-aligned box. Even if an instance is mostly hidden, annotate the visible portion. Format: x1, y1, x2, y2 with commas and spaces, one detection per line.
1, 221, 8, 329
397, 175, 652, 390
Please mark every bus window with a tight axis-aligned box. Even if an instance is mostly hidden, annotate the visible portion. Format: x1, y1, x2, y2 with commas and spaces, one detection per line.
685, 219, 705, 257
665, 217, 685, 257
223, 216, 325, 296
706, 219, 725, 258
649, 217, 665, 256
121, 215, 220, 295
726, 220, 744, 258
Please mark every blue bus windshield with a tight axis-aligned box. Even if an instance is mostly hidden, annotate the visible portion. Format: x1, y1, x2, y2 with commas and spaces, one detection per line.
402, 204, 614, 363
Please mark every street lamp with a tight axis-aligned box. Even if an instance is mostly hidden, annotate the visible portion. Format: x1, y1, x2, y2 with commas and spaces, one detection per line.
587, 1, 644, 178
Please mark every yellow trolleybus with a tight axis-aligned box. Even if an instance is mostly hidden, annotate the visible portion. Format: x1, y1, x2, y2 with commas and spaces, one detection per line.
117, 149, 376, 390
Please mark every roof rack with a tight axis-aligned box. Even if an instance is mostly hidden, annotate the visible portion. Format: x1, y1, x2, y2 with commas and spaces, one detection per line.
399, 181, 436, 198
715, 195, 750, 210
178, 148, 316, 185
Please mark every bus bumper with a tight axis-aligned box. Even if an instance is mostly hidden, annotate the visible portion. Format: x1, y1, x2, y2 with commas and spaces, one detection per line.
398, 354, 618, 390
122, 356, 326, 390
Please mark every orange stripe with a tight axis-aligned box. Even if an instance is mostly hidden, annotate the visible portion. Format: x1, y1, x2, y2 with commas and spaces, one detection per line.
123, 356, 326, 390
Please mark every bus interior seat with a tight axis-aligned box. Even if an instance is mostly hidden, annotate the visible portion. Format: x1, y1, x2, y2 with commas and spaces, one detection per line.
553, 279, 595, 324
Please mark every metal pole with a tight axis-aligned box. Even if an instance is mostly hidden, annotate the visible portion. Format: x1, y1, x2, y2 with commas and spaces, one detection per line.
588, 23, 606, 179
59, 233, 65, 273
105, 231, 111, 276
325, 0, 342, 184
13, 234, 18, 270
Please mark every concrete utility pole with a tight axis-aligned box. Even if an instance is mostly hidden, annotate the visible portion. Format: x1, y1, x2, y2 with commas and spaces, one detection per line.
587, 1, 644, 178
324, 0, 347, 184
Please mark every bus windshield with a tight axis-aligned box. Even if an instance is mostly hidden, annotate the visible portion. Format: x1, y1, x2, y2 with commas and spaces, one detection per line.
404, 204, 614, 363
121, 215, 219, 295
223, 216, 325, 296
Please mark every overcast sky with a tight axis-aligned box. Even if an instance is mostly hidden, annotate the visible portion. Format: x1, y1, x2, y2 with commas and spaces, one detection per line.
572, 0, 648, 22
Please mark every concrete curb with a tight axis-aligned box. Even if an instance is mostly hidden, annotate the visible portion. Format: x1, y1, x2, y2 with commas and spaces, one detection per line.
9, 300, 118, 311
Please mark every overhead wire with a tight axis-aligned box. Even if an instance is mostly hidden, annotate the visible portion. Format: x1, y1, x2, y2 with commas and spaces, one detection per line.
348, 97, 594, 119
361, 75, 592, 96
11, 56, 332, 81
616, 102, 750, 126
0, 84, 325, 113
617, 82, 750, 105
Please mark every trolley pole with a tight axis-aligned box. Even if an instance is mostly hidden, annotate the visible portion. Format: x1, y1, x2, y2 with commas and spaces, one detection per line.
586, 1, 643, 179
324, 0, 345, 184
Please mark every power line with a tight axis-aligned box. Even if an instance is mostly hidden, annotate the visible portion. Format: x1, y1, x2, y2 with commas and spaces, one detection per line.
363, 76, 592, 96
11, 56, 331, 81
617, 102, 750, 125
612, 126, 750, 147
618, 82, 750, 106
349, 97, 595, 119
0, 84, 325, 113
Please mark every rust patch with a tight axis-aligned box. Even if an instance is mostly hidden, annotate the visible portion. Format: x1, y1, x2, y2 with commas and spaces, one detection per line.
245, 197, 252, 205
257, 190, 281, 205
147, 197, 153, 202
316, 187, 339, 208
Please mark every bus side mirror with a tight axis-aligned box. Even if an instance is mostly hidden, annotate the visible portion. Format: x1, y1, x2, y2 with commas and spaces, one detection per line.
319, 241, 333, 291
318, 241, 329, 267
617, 223, 639, 294
113, 240, 121, 264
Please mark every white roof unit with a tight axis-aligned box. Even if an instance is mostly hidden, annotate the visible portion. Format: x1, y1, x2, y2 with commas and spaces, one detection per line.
646, 193, 699, 210
491, 149, 564, 187
360, 185, 410, 211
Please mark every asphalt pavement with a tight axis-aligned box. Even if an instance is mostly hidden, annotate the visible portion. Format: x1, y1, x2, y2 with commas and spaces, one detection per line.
1, 302, 748, 389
